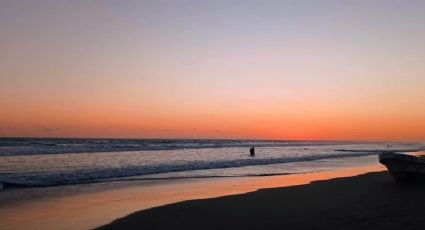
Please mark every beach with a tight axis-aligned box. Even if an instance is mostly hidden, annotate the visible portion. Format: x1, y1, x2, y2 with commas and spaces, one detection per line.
2, 1, 425, 229
99, 168, 425, 230
1, 163, 389, 230
1, 141, 424, 230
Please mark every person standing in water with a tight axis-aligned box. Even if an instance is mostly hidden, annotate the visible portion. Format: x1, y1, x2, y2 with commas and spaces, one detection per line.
249, 146, 255, 157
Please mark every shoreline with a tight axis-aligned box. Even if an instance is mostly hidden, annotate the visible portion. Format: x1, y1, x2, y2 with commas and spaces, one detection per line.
0, 155, 380, 207
0, 153, 381, 191
0, 163, 385, 230
99, 168, 425, 230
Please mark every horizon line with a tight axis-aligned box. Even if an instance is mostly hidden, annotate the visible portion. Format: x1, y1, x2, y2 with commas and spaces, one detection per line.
0, 136, 421, 143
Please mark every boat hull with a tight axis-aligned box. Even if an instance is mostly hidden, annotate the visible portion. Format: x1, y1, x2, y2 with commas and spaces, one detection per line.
379, 152, 425, 181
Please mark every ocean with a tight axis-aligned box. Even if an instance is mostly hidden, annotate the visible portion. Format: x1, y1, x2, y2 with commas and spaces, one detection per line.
0, 138, 423, 188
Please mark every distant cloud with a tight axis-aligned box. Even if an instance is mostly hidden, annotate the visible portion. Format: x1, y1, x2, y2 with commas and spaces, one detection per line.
37, 126, 60, 132
162, 129, 172, 132
0, 125, 11, 131
44, 128, 58, 132
214, 130, 221, 133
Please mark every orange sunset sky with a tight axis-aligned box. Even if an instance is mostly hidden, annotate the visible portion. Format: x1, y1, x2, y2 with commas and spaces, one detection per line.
1, 0, 425, 141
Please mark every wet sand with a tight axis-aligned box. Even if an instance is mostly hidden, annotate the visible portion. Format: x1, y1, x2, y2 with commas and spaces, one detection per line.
98, 168, 425, 230
1, 165, 385, 230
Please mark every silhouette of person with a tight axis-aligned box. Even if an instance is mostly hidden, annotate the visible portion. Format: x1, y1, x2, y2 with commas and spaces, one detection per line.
250, 146, 255, 157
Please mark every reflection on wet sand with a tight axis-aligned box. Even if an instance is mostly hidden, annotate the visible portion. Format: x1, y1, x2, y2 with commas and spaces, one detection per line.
0, 164, 384, 230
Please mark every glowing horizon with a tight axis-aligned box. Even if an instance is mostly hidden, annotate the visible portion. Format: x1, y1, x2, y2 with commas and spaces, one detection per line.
1, 0, 425, 141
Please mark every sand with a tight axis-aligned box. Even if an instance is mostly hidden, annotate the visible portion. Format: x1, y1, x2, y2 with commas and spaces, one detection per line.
0, 165, 384, 230
98, 170, 425, 230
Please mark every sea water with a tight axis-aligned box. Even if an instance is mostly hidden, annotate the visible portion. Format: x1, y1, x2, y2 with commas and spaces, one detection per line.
1, 138, 423, 188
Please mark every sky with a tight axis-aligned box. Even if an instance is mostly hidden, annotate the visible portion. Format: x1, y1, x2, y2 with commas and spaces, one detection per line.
0, 0, 424, 141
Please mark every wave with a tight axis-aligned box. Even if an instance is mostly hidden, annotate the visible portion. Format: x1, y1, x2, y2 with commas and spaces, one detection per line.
0, 151, 379, 188
0, 173, 298, 190
0, 138, 358, 156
